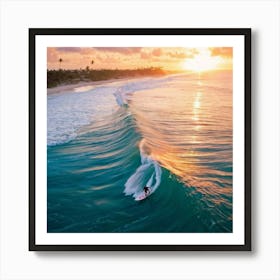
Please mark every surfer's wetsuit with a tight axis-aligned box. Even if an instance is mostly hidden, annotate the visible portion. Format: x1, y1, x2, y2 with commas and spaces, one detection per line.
143, 186, 150, 194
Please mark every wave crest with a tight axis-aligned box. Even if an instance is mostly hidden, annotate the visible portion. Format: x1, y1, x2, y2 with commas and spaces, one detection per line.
124, 139, 162, 200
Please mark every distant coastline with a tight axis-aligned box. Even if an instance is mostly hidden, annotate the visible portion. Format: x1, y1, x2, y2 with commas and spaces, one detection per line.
47, 67, 169, 89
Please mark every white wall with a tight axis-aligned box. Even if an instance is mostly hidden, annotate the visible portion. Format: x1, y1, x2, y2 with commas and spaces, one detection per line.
0, 0, 279, 279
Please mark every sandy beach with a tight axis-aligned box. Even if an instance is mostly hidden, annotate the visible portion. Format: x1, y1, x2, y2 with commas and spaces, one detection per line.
47, 77, 145, 95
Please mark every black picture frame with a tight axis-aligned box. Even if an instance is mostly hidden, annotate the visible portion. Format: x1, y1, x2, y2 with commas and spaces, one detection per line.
29, 28, 251, 251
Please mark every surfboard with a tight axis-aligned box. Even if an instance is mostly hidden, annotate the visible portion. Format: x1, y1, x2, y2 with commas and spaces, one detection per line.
135, 189, 151, 201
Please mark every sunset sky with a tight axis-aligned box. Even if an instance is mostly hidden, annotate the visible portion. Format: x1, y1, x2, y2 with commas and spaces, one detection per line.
47, 47, 232, 72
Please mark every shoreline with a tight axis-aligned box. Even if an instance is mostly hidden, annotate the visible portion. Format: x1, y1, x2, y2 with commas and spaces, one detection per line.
47, 77, 135, 95
47, 70, 228, 95
47, 73, 172, 95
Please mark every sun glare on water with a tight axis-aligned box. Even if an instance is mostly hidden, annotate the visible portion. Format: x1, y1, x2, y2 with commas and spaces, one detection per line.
183, 48, 222, 73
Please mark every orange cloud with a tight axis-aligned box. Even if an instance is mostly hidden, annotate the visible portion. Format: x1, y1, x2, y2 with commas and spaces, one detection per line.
152, 48, 162, 56
210, 47, 232, 58
140, 52, 150, 59
47, 48, 59, 63
93, 47, 142, 55
56, 47, 82, 53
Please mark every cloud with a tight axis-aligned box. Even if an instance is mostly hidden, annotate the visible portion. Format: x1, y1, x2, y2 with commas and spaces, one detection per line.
167, 51, 189, 59
140, 52, 150, 59
139, 48, 197, 62
167, 48, 198, 59
152, 48, 162, 56
210, 47, 232, 58
56, 47, 82, 53
47, 48, 59, 63
93, 47, 142, 55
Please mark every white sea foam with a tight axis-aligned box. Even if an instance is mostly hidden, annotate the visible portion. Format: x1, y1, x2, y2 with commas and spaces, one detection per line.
47, 86, 117, 146
47, 76, 175, 146
124, 139, 162, 199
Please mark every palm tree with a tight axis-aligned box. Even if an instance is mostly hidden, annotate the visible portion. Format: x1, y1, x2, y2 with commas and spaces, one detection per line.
59, 58, 63, 70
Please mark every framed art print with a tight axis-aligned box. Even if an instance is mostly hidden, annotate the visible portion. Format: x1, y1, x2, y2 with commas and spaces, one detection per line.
29, 28, 251, 251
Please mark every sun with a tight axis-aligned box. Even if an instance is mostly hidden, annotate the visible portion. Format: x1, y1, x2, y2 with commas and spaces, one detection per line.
183, 48, 222, 72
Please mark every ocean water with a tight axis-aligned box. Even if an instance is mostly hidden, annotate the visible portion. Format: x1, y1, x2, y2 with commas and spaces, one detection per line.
47, 71, 232, 233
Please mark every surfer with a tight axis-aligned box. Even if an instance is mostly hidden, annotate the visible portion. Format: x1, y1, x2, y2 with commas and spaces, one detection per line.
143, 186, 150, 195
